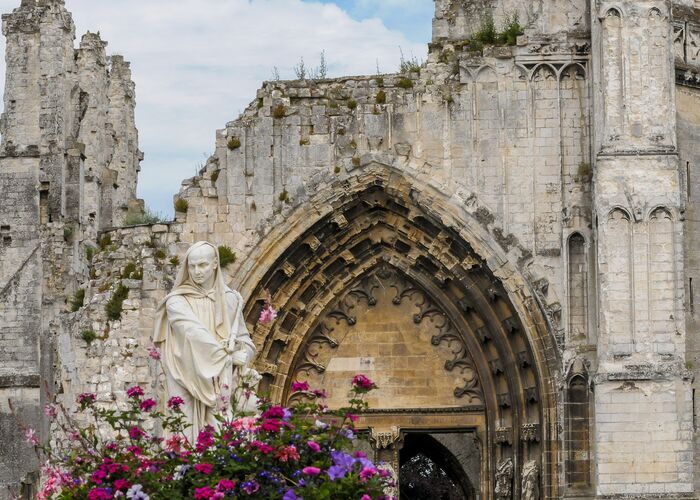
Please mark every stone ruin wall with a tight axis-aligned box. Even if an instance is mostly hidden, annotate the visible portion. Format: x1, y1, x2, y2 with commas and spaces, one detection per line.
0, 0, 142, 493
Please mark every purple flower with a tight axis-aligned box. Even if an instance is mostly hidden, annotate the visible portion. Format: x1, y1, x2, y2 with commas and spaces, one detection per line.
327, 465, 347, 481
241, 481, 259, 494
331, 451, 355, 470
283, 490, 298, 500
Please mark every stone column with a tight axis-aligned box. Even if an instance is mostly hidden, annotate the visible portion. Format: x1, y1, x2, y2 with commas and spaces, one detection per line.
370, 427, 403, 499
592, 1, 693, 497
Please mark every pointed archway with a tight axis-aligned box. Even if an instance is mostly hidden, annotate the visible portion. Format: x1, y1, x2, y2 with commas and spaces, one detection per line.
240, 169, 560, 498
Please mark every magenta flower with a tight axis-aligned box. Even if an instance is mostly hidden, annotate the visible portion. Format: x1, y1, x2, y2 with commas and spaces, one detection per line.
307, 440, 321, 453
167, 396, 184, 409
194, 486, 214, 499
217, 479, 236, 491
351, 374, 376, 390
126, 385, 144, 399
77, 392, 96, 407
291, 381, 309, 392
359, 467, 378, 481
147, 345, 161, 360
194, 463, 213, 475
128, 426, 145, 440
87, 488, 112, 500
360, 495, 371, 500
114, 478, 131, 491
139, 399, 157, 412
303, 466, 321, 476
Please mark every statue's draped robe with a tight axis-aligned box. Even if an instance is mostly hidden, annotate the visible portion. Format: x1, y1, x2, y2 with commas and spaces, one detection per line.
153, 242, 255, 442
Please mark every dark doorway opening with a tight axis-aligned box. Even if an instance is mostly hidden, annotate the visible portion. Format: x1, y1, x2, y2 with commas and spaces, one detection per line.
399, 433, 476, 500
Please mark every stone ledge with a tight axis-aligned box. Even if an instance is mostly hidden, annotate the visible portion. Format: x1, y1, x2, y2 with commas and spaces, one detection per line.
0, 373, 40, 388
597, 494, 696, 500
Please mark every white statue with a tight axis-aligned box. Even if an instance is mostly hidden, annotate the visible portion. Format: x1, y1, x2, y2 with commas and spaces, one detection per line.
153, 241, 256, 442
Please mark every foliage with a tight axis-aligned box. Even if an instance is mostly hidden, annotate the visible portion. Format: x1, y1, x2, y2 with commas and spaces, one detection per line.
352, 157, 361, 167
227, 137, 242, 150
399, 47, 421, 74
257, 98, 264, 110
375, 91, 386, 105
299, 138, 310, 146
123, 208, 165, 226
293, 56, 307, 80
498, 12, 524, 46
334, 166, 341, 174
396, 78, 413, 89
86, 246, 96, 263
211, 170, 220, 183
63, 226, 73, 242
174, 198, 189, 213
31, 375, 391, 500
375, 77, 384, 88
217, 245, 237, 269
347, 99, 358, 110
80, 329, 98, 345
473, 14, 497, 44
98, 234, 113, 251
120, 262, 143, 280
105, 283, 129, 321
278, 190, 290, 203
169, 256, 180, 267
154, 249, 167, 261
70, 289, 85, 312
272, 105, 287, 119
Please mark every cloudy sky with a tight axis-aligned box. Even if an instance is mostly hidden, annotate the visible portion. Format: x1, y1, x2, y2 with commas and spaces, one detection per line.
0, 0, 433, 217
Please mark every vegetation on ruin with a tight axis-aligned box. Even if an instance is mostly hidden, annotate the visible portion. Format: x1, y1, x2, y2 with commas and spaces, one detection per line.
80, 329, 97, 345
347, 99, 358, 110
123, 207, 165, 226
399, 47, 422, 74
174, 198, 189, 213
375, 77, 384, 87
154, 249, 167, 261
227, 137, 242, 150
169, 256, 180, 267
85, 246, 96, 263
70, 288, 85, 312
465, 12, 524, 53
299, 138, 310, 146
272, 104, 287, 119
210, 170, 220, 183
396, 77, 413, 89
217, 245, 237, 269
376, 90, 387, 105
105, 282, 129, 321
98, 234, 112, 250
352, 157, 361, 167
278, 189, 290, 204
121, 262, 143, 280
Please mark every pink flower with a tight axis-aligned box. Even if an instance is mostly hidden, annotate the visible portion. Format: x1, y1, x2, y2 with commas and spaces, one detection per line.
126, 385, 144, 399
43, 404, 57, 418
313, 389, 328, 399
262, 406, 286, 419
307, 440, 321, 452
126, 445, 142, 456
346, 413, 358, 422
217, 479, 236, 491
250, 441, 274, 454
194, 486, 214, 499
302, 466, 321, 476
194, 463, 213, 474
360, 467, 378, 481
291, 381, 309, 392
260, 419, 283, 433
24, 427, 39, 446
258, 291, 278, 325
360, 496, 371, 500
165, 435, 184, 453
352, 374, 376, 390
139, 399, 157, 412
147, 345, 161, 360
167, 396, 185, 409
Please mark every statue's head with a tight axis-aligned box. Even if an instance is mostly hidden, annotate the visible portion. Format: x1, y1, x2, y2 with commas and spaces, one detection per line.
187, 243, 218, 290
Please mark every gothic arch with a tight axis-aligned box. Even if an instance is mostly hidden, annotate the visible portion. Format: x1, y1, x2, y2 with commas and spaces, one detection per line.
236, 164, 561, 498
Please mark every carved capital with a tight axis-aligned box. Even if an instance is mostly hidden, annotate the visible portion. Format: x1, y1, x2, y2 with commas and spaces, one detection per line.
370, 426, 402, 449
495, 426, 513, 445
521, 423, 540, 443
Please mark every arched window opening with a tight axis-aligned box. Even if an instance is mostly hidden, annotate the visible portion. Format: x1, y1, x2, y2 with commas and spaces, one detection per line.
566, 373, 591, 489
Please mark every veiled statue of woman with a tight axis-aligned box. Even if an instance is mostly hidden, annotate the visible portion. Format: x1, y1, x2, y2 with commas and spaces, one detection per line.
153, 241, 256, 442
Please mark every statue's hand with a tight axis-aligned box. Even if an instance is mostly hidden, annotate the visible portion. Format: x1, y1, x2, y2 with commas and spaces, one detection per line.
231, 349, 248, 367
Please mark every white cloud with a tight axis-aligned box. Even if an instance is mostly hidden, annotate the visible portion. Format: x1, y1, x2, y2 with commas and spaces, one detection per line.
0, 0, 428, 216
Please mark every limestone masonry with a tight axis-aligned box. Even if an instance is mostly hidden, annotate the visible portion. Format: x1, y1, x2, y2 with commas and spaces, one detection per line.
1, 0, 700, 498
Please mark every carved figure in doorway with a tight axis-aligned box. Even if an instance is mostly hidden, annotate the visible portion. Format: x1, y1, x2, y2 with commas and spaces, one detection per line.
495, 458, 513, 499
522, 460, 540, 500
153, 241, 257, 442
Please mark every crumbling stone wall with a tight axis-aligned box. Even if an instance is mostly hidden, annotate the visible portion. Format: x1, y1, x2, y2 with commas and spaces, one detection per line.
0, 0, 142, 494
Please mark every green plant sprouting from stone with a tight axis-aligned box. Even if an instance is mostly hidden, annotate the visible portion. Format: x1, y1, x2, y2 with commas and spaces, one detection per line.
105, 282, 129, 321
174, 198, 189, 213
217, 245, 236, 268
123, 207, 164, 226
70, 289, 85, 312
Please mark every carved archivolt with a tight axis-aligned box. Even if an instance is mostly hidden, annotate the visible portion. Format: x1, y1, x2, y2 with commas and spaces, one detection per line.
290, 263, 483, 405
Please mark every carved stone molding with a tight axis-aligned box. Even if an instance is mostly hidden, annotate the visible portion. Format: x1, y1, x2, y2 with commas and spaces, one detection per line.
370, 426, 402, 450
495, 426, 513, 446
521, 423, 541, 443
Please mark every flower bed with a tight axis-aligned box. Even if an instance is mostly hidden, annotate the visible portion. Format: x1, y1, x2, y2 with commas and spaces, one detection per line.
30, 374, 391, 499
